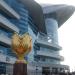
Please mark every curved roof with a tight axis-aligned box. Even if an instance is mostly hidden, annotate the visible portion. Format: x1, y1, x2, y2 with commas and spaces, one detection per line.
41, 4, 75, 27
18, 0, 75, 33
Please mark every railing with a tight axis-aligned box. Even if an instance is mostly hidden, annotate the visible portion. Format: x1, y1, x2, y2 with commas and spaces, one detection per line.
27, 72, 71, 75
36, 50, 64, 61
0, 72, 71, 75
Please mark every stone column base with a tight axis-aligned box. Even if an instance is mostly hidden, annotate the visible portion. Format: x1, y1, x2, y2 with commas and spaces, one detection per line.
13, 63, 27, 75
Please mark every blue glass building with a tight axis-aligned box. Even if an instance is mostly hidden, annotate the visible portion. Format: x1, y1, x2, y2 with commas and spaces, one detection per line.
0, 0, 75, 74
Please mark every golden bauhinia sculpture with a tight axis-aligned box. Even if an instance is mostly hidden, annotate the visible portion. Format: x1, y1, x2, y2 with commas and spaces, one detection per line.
11, 32, 32, 63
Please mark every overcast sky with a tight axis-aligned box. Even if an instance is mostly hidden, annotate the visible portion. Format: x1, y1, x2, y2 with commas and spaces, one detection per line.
35, 0, 75, 71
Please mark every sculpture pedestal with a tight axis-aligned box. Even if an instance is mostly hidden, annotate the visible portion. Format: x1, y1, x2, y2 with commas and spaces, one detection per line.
13, 63, 27, 75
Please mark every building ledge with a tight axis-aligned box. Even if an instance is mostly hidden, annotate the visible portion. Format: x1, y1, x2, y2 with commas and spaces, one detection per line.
0, 33, 11, 47
35, 39, 62, 50
36, 51, 64, 61
0, 53, 16, 64
0, 0, 20, 19
0, 15, 19, 33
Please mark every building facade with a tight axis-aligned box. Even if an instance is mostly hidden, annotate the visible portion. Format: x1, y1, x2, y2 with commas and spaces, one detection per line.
0, 0, 37, 74
0, 0, 75, 75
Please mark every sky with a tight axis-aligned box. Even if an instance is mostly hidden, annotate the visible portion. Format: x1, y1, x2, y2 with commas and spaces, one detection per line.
35, 0, 75, 71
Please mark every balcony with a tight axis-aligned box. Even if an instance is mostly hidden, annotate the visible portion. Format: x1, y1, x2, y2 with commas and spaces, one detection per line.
0, 33, 11, 47
35, 39, 62, 50
36, 50, 64, 61
35, 32, 62, 50
0, 0, 20, 19
0, 15, 19, 33
0, 53, 16, 64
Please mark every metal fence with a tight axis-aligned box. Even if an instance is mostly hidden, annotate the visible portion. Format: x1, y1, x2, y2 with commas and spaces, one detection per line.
27, 71, 72, 75
0, 72, 73, 75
